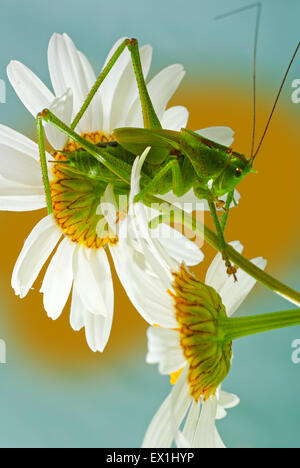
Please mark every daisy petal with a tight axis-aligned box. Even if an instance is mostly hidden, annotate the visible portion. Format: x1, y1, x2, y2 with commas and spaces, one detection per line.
142, 368, 190, 448
182, 400, 201, 446
161, 106, 189, 131
40, 237, 75, 320
7, 60, 54, 117
146, 327, 186, 374
70, 285, 113, 352
110, 243, 177, 328
196, 127, 235, 147
216, 390, 240, 420
99, 38, 131, 132
193, 396, 218, 448
73, 246, 112, 316
83, 307, 113, 353
127, 64, 185, 127
0, 194, 46, 211
0, 179, 46, 211
146, 64, 186, 120
218, 390, 240, 409
45, 88, 73, 149
77, 50, 103, 131
160, 189, 205, 213
0, 124, 44, 161
154, 223, 204, 266
12, 215, 61, 298
48, 33, 95, 133
0, 142, 44, 186
70, 285, 85, 331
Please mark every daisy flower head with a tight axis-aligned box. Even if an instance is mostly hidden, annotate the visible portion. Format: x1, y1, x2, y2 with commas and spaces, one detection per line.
127, 150, 266, 448
2, 34, 206, 352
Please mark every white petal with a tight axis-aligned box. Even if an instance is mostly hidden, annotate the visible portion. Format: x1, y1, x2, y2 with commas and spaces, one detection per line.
47, 33, 95, 133
109, 45, 153, 131
70, 285, 113, 352
216, 390, 240, 420
196, 127, 235, 147
126, 64, 185, 127
12, 215, 61, 298
160, 189, 205, 213
70, 285, 85, 331
0, 179, 46, 211
161, 106, 189, 131
73, 246, 113, 316
40, 237, 75, 320
193, 396, 218, 448
146, 64, 186, 120
142, 368, 190, 448
110, 242, 177, 328
0, 143, 44, 186
77, 50, 103, 131
182, 400, 201, 446
7, 60, 54, 117
154, 223, 204, 266
146, 327, 186, 374
99, 37, 131, 132
45, 89, 73, 149
0, 124, 43, 161
83, 307, 113, 353
218, 390, 240, 410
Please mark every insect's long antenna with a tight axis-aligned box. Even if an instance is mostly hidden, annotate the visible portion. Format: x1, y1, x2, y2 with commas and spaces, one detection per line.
216, 2, 262, 159
252, 41, 300, 161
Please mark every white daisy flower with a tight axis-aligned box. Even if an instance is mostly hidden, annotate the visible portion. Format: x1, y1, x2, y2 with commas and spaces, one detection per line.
3, 34, 205, 352
126, 151, 266, 448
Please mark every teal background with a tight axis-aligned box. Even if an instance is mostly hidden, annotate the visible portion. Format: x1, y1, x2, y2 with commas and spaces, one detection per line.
0, 0, 299, 448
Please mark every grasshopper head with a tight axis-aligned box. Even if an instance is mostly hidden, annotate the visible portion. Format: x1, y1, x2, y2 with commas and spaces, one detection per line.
212, 151, 253, 197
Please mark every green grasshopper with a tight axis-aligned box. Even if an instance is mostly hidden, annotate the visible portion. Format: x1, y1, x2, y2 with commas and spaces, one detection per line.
37, 3, 299, 279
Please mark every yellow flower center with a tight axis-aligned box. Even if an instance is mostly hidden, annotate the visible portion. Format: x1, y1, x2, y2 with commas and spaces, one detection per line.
51, 132, 119, 249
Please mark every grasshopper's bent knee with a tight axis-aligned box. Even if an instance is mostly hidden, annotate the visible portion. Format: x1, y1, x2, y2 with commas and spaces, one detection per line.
36, 112, 53, 214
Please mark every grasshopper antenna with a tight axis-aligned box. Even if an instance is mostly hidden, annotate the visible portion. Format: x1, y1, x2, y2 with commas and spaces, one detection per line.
216, 2, 262, 160
252, 41, 300, 161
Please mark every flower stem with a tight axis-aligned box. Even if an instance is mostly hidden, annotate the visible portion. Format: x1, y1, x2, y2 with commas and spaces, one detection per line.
145, 195, 300, 306
219, 309, 300, 342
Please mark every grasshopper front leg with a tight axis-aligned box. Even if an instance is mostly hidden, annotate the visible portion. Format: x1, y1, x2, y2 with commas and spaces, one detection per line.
135, 158, 185, 203
221, 189, 235, 233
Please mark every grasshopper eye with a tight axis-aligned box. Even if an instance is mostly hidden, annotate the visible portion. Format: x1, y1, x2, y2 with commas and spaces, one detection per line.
235, 168, 243, 178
